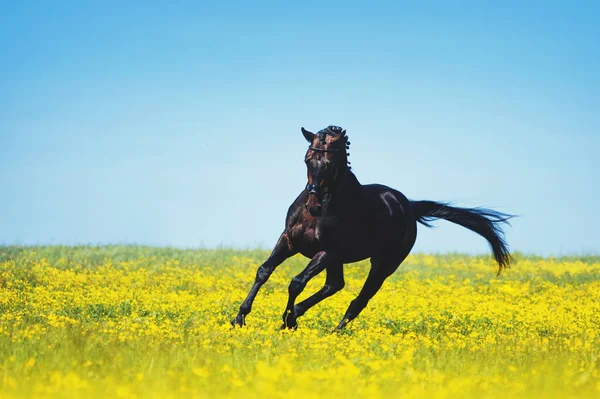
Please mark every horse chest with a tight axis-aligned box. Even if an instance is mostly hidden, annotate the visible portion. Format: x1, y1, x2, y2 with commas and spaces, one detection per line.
289, 220, 321, 245
287, 210, 344, 256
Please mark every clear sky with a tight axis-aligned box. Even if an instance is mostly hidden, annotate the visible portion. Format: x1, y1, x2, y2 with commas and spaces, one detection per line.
1, 1, 598, 255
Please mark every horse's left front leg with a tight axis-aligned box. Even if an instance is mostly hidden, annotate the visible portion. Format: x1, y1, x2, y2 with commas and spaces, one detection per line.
281, 251, 336, 329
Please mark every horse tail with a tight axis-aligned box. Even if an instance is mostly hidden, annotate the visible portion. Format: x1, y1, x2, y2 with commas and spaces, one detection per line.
411, 200, 514, 275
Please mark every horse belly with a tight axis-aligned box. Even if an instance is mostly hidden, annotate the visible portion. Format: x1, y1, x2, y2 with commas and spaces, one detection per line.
336, 217, 404, 260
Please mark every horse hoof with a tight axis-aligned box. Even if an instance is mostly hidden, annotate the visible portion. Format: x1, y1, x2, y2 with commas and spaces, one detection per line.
231, 315, 245, 328
280, 322, 298, 331
333, 319, 349, 332
280, 314, 298, 330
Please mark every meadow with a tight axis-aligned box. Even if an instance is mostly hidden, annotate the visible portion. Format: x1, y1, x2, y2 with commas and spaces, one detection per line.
0, 246, 599, 398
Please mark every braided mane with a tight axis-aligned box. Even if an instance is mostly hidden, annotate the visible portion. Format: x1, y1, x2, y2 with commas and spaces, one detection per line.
317, 125, 352, 169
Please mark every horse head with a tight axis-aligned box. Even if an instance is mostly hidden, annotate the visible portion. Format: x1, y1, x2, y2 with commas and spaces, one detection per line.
301, 126, 351, 216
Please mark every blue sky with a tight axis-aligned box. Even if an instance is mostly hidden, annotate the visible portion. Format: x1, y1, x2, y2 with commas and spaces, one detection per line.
1, 1, 598, 255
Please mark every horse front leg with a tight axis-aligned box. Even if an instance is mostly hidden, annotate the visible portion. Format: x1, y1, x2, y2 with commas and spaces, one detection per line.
281, 251, 336, 329
232, 233, 295, 327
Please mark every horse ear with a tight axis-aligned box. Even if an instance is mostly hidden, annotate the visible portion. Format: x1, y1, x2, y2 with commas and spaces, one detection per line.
301, 127, 315, 143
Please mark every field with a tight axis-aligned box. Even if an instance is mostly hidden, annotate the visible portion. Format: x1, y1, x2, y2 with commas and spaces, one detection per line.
1, 246, 599, 398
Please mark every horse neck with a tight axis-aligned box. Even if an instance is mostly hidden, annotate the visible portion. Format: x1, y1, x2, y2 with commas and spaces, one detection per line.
336, 167, 361, 194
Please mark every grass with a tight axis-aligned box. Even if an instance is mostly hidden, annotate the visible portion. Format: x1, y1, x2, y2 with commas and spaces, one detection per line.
0, 246, 599, 398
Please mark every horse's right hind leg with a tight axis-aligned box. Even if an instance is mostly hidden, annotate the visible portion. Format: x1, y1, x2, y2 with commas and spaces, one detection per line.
333, 248, 410, 331
232, 233, 295, 327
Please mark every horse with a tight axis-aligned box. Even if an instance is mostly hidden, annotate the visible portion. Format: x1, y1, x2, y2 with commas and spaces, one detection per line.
232, 125, 513, 331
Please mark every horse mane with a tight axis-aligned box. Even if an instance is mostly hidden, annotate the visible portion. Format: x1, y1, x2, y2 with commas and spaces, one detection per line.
317, 125, 352, 169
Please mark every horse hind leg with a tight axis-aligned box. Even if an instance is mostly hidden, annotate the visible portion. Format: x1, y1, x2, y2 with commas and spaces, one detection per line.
334, 246, 412, 331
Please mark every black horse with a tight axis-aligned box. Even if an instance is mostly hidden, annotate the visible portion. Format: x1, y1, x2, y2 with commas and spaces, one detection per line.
232, 125, 512, 331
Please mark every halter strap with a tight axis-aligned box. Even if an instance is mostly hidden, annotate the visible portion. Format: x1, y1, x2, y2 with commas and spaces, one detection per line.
306, 183, 330, 195
308, 146, 341, 153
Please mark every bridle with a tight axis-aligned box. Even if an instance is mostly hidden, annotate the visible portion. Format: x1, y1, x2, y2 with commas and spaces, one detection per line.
304, 126, 351, 204
308, 146, 341, 153
305, 145, 343, 201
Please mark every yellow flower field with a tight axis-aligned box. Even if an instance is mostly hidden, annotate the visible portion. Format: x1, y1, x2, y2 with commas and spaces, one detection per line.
1, 247, 599, 398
